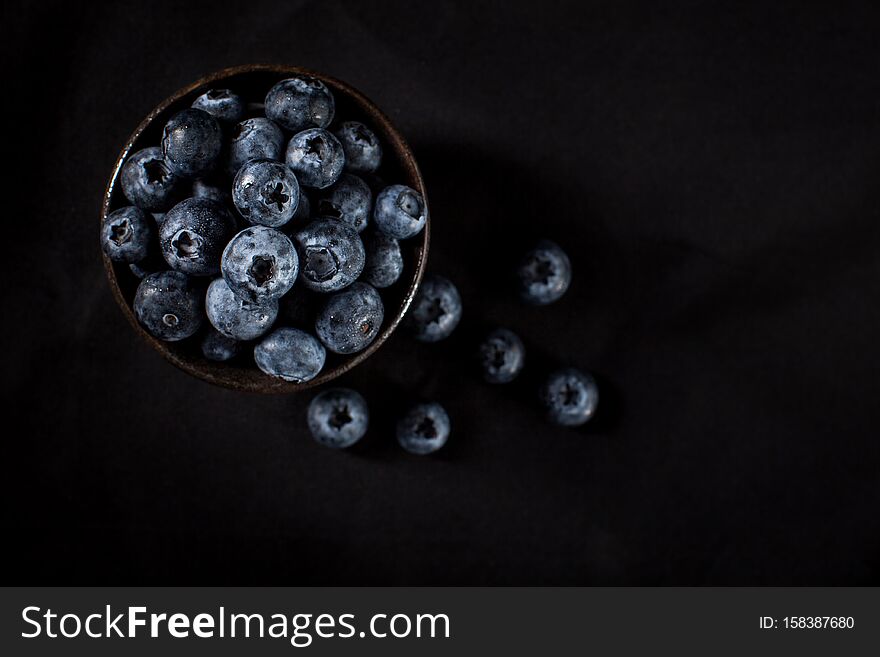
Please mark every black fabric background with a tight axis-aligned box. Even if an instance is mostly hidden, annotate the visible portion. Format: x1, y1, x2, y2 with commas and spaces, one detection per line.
5, 0, 880, 584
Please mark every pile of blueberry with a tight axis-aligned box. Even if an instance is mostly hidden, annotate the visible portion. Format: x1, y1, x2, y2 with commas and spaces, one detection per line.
102, 77, 427, 384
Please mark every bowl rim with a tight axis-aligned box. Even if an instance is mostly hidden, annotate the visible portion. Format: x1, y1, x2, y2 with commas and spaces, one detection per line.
101, 64, 430, 393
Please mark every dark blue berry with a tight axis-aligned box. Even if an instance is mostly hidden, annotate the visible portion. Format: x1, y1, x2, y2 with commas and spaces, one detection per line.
478, 328, 525, 384
373, 184, 426, 239
232, 159, 300, 228
516, 240, 571, 305
120, 146, 184, 211
265, 77, 335, 132
315, 282, 384, 354
361, 229, 403, 288
254, 327, 326, 382
293, 219, 365, 293
316, 173, 372, 232
226, 118, 285, 177
191, 88, 244, 125
134, 271, 203, 341
160, 197, 235, 276
285, 128, 345, 189
307, 388, 369, 448
101, 206, 153, 263
540, 368, 598, 427
406, 275, 462, 342
221, 226, 298, 304
396, 402, 450, 455
192, 179, 230, 205
201, 328, 241, 362
205, 277, 278, 341
161, 108, 222, 178
334, 121, 383, 174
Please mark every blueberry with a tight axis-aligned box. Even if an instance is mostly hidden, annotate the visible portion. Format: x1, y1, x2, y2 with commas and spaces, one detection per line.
307, 388, 369, 449
516, 240, 571, 305
478, 328, 525, 384
192, 179, 230, 205
285, 128, 345, 189
396, 402, 450, 455
201, 328, 241, 362
293, 219, 365, 293
406, 275, 462, 342
315, 282, 384, 354
373, 184, 427, 239
254, 327, 326, 383
205, 277, 278, 341
265, 76, 335, 132
221, 226, 298, 304
316, 173, 372, 232
101, 206, 153, 263
161, 108, 222, 178
232, 159, 300, 228
226, 118, 285, 177
134, 271, 203, 341
540, 368, 598, 427
361, 229, 403, 288
120, 146, 184, 211
191, 88, 244, 125
160, 197, 235, 276
334, 121, 382, 174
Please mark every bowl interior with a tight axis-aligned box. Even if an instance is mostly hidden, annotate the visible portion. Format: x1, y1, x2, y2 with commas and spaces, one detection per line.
102, 65, 429, 392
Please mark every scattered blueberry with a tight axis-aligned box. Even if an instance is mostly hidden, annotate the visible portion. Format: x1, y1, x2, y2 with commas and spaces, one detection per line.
160, 197, 235, 276
396, 402, 450, 455
161, 108, 222, 178
315, 282, 384, 354
265, 76, 335, 132
201, 327, 241, 362
317, 173, 372, 232
221, 226, 298, 304
293, 219, 365, 292
478, 328, 525, 384
232, 159, 300, 228
373, 184, 427, 239
307, 388, 369, 449
285, 128, 345, 189
226, 117, 285, 177
192, 88, 244, 125
205, 277, 278, 341
254, 327, 326, 383
120, 146, 184, 211
406, 275, 462, 342
540, 368, 598, 427
335, 121, 383, 174
134, 271, 203, 341
101, 206, 153, 263
516, 240, 571, 305
361, 229, 404, 288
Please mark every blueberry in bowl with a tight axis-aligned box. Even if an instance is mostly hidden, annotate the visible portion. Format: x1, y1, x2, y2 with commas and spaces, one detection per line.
101, 65, 429, 392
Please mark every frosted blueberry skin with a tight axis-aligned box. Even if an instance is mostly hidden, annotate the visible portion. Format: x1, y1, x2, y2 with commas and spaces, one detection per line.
191, 89, 244, 125
160, 197, 235, 276
307, 388, 369, 449
516, 240, 571, 305
361, 229, 403, 288
201, 328, 241, 362
134, 271, 203, 341
335, 121, 382, 174
101, 206, 153, 263
406, 275, 462, 343
265, 76, 335, 132
293, 219, 365, 293
121, 146, 184, 212
478, 328, 525, 384
285, 128, 345, 189
221, 226, 298, 304
161, 108, 223, 178
225, 118, 285, 177
254, 327, 326, 383
316, 173, 372, 232
315, 282, 384, 354
396, 402, 450, 455
232, 159, 300, 228
540, 368, 598, 427
205, 277, 278, 341
373, 184, 426, 239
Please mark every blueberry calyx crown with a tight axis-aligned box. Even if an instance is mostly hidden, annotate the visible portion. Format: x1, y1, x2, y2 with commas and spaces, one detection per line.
249, 255, 276, 287
172, 230, 202, 259
303, 246, 339, 282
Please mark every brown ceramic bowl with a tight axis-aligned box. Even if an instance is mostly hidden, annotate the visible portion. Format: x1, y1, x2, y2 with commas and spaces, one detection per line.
101, 64, 429, 392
